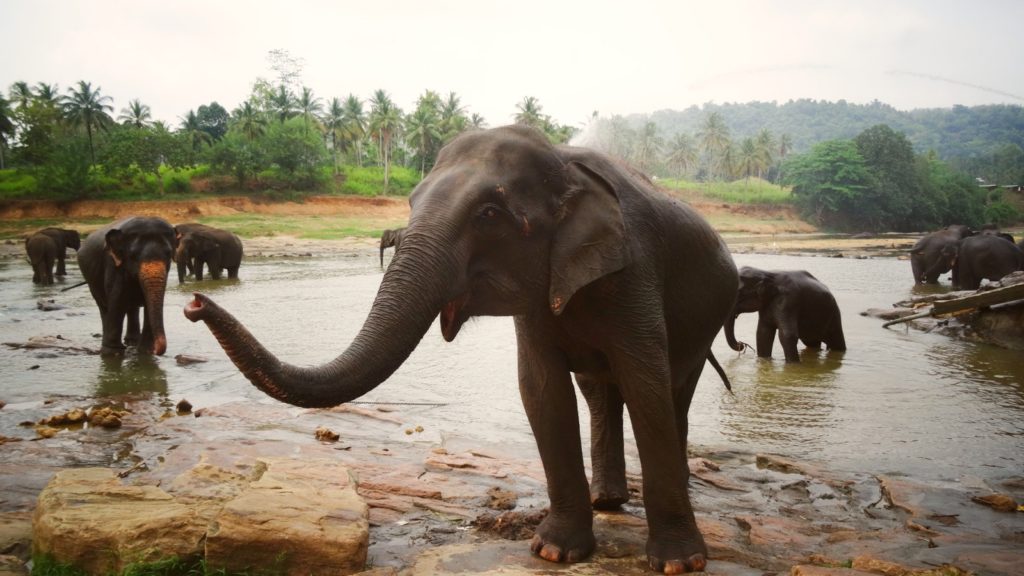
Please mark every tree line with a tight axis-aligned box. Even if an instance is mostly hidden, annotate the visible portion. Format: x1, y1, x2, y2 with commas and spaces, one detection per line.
0, 78, 577, 197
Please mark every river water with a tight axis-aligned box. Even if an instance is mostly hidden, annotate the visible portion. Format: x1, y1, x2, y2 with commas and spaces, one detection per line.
1, 247, 1021, 488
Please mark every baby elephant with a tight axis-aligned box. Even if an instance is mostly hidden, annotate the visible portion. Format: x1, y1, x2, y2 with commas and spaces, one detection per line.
724, 266, 846, 363
25, 233, 58, 285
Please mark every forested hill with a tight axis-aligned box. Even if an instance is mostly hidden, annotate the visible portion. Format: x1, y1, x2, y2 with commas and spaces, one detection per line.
634, 100, 1024, 161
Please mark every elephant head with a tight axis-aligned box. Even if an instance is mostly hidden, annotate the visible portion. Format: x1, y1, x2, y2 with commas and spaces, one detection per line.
105, 226, 173, 355
724, 266, 775, 351
185, 125, 629, 408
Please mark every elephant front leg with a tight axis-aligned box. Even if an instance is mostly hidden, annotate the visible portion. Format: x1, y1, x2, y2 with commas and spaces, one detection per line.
575, 372, 628, 510
101, 307, 128, 355
619, 358, 707, 573
124, 307, 141, 346
755, 316, 776, 359
516, 329, 594, 563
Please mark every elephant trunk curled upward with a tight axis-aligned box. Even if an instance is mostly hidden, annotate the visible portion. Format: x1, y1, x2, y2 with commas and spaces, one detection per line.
186, 125, 738, 574
724, 266, 846, 363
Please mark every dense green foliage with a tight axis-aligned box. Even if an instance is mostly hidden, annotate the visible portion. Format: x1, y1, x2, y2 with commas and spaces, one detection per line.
784, 126, 999, 231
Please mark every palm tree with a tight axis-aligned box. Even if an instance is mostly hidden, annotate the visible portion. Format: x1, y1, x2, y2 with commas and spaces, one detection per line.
633, 122, 663, 173
514, 96, 544, 129
754, 128, 775, 180
341, 94, 366, 166
9, 82, 32, 109
180, 109, 212, 164
697, 112, 731, 180
34, 83, 61, 107
368, 90, 403, 191
296, 87, 322, 136
61, 80, 114, 165
776, 133, 793, 184
469, 113, 487, 129
322, 97, 346, 174
271, 84, 295, 124
736, 138, 758, 184
231, 101, 268, 141
405, 105, 442, 178
666, 132, 699, 178
0, 95, 15, 169
439, 92, 467, 141
118, 99, 152, 128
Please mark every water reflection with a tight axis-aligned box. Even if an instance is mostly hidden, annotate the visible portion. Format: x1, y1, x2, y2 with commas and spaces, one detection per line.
93, 353, 168, 397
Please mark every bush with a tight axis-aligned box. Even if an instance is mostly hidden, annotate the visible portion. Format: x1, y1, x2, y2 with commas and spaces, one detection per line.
0, 169, 38, 199
983, 201, 1020, 226
340, 165, 419, 196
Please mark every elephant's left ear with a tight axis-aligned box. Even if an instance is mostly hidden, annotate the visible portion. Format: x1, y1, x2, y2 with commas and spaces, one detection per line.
549, 161, 630, 315
105, 229, 125, 268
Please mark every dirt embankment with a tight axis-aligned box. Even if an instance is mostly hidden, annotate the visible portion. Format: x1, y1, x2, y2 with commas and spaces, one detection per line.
0, 195, 411, 223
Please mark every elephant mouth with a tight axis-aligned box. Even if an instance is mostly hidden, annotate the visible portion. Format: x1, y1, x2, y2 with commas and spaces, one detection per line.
440, 291, 471, 343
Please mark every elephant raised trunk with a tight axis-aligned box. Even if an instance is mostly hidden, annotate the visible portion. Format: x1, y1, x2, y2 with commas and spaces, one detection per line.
185, 237, 458, 408
139, 260, 168, 355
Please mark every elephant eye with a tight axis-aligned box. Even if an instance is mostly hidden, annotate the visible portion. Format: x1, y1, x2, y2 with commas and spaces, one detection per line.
478, 205, 502, 221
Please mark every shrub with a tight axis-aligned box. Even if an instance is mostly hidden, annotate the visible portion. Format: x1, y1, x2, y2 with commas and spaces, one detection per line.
983, 201, 1020, 226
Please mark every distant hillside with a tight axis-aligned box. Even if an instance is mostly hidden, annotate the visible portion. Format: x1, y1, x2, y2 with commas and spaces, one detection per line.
630, 100, 1024, 162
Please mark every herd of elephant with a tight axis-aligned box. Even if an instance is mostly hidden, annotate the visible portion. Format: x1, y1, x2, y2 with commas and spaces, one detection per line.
910, 224, 1024, 289
21, 125, 1017, 574
24, 220, 242, 355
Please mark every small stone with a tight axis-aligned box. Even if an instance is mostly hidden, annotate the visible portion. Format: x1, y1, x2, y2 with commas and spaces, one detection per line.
35, 426, 59, 439
415, 425, 424, 433
971, 493, 1018, 512
315, 426, 340, 442
405, 429, 414, 435
176, 399, 193, 413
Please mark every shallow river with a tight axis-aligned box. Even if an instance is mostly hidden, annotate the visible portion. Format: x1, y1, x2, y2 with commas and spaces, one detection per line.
1, 248, 1021, 487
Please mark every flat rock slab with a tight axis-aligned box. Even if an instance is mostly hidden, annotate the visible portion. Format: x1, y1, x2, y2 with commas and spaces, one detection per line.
32, 458, 369, 576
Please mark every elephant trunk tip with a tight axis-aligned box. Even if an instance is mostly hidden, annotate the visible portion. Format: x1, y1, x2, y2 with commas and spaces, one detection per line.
153, 335, 167, 356
184, 293, 210, 322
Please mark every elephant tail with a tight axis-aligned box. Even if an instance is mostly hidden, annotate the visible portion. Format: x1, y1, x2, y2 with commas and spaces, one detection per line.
706, 351, 731, 393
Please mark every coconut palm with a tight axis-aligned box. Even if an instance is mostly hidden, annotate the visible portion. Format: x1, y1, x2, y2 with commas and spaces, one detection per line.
341, 94, 366, 166
439, 92, 467, 141
754, 128, 775, 179
697, 112, 731, 180
633, 121, 664, 173
61, 80, 114, 165
368, 90, 403, 191
736, 138, 759, 184
666, 132, 699, 178
9, 82, 32, 109
469, 113, 487, 130
118, 99, 152, 128
271, 84, 295, 125
180, 109, 212, 164
296, 87, 322, 136
0, 95, 15, 169
322, 97, 346, 174
34, 83, 61, 107
514, 96, 544, 129
231, 101, 268, 141
405, 105, 442, 178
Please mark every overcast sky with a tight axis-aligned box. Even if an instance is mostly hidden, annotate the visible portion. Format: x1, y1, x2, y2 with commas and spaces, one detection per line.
4, 0, 1023, 128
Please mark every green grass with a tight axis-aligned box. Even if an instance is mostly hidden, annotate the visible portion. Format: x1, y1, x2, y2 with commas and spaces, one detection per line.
194, 214, 406, 240
32, 553, 297, 576
660, 177, 794, 205
0, 169, 39, 199
338, 165, 419, 196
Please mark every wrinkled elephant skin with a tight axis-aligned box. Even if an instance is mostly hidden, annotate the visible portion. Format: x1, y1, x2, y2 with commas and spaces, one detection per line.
186, 125, 739, 573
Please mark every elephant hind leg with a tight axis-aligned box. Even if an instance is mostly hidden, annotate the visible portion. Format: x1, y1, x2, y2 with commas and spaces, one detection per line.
227, 267, 240, 279
576, 371, 628, 510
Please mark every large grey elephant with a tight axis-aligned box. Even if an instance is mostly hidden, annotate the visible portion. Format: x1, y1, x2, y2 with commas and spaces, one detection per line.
173, 223, 243, 283
724, 267, 846, 363
953, 234, 1024, 290
186, 125, 739, 573
79, 217, 176, 355
25, 233, 57, 285
37, 227, 81, 276
909, 224, 975, 284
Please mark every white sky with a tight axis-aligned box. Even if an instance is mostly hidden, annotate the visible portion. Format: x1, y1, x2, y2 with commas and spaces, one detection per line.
3, 0, 1023, 128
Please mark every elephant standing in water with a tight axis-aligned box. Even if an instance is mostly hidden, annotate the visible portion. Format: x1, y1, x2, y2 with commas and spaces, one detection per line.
173, 223, 243, 283
186, 125, 739, 573
953, 234, 1024, 290
25, 233, 57, 285
725, 266, 845, 363
79, 217, 176, 355
37, 228, 81, 276
909, 225, 974, 284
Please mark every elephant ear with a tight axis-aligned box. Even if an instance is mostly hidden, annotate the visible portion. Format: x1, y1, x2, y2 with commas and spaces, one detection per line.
549, 160, 630, 315
105, 229, 126, 267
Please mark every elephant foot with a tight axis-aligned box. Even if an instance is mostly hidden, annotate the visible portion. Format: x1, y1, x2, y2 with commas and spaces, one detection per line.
529, 512, 595, 564
646, 532, 708, 574
100, 344, 127, 356
590, 484, 629, 510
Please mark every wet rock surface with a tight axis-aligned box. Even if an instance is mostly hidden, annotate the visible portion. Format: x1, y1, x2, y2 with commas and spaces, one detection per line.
1, 394, 1020, 576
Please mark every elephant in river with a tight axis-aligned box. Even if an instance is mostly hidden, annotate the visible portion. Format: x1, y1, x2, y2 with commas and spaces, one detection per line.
173, 223, 243, 283
909, 224, 975, 284
79, 217, 176, 355
952, 234, 1024, 290
186, 125, 739, 573
36, 228, 81, 276
379, 227, 405, 268
25, 233, 57, 285
724, 266, 846, 363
